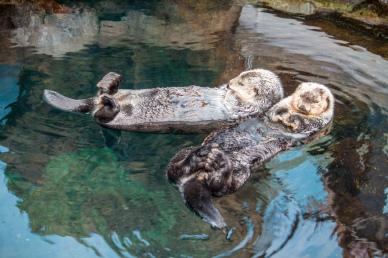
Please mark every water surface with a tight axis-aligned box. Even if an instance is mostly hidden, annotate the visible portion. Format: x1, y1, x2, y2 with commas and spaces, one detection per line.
0, 1, 387, 257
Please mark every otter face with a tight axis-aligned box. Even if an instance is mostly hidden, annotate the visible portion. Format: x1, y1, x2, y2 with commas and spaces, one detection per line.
227, 69, 284, 107
291, 83, 330, 116
268, 82, 334, 134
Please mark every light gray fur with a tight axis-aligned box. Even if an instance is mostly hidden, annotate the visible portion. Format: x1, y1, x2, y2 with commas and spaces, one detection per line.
43, 69, 284, 133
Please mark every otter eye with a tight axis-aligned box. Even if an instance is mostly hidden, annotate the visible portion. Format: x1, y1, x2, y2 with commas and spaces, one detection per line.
275, 107, 288, 115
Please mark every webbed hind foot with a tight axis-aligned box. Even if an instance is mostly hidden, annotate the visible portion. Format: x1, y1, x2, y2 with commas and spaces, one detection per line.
97, 72, 122, 95
182, 177, 227, 229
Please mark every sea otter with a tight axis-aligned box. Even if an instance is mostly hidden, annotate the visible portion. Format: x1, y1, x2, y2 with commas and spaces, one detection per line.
43, 69, 283, 133
167, 82, 335, 229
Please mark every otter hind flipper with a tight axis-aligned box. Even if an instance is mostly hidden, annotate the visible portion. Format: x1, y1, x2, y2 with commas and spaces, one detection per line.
182, 178, 227, 230
97, 72, 122, 95
43, 90, 95, 114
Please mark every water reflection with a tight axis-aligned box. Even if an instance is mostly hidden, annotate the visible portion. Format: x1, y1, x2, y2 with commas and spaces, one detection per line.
0, 65, 20, 122
98, 5, 241, 50
0, 1, 387, 257
11, 8, 98, 56
261, 0, 317, 15
5, 0, 242, 57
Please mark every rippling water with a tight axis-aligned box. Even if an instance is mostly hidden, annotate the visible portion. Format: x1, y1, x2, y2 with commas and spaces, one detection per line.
0, 1, 387, 257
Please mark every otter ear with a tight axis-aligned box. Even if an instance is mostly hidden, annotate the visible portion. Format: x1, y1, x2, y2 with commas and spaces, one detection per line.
182, 178, 227, 230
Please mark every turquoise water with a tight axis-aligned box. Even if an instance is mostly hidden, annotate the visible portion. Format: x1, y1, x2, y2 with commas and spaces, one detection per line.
0, 1, 387, 257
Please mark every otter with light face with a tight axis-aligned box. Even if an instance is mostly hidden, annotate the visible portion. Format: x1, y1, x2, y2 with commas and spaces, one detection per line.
43, 69, 283, 133
167, 82, 335, 229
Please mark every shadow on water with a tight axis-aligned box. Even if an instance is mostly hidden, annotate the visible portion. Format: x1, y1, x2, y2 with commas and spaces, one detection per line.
0, 0, 387, 257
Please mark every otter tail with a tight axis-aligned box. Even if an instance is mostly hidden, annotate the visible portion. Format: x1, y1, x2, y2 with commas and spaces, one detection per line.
181, 177, 227, 230
43, 90, 95, 114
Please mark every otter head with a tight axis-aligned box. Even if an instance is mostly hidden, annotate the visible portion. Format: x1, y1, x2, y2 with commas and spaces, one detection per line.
268, 82, 334, 135
227, 69, 284, 109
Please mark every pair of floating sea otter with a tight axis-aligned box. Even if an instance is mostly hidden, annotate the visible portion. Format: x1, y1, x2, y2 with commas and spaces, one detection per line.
44, 69, 334, 230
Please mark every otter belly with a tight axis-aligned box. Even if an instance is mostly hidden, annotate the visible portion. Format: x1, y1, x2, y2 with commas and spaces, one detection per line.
102, 86, 241, 133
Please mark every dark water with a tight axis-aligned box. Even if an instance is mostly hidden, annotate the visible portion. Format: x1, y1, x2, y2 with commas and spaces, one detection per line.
0, 1, 387, 257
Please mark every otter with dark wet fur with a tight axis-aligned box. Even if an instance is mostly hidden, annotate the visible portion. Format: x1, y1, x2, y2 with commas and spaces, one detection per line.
43, 69, 283, 133
167, 83, 335, 229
